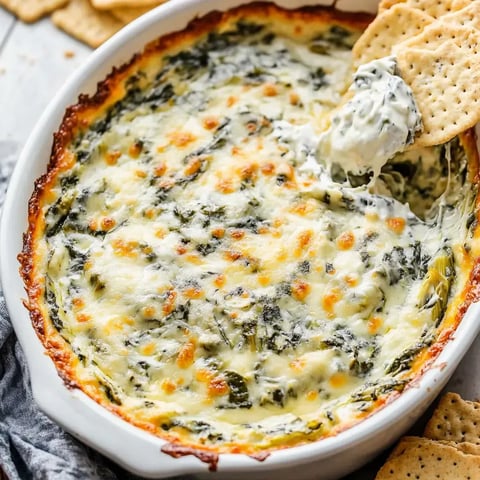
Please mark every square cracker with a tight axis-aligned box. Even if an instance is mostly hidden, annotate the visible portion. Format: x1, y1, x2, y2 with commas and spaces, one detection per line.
388, 436, 480, 457
379, 0, 472, 17
361, 0, 479, 66
352, 4, 433, 65
92, 0, 161, 9
375, 436, 480, 479
52, 0, 126, 48
396, 24, 480, 147
111, 2, 166, 23
399, 1, 480, 49
424, 392, 480, 444
378, 0, 406, 13
0, 0, 68, 23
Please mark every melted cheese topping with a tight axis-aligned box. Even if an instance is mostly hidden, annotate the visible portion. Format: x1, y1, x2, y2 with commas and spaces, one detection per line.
31, 11, 478, 452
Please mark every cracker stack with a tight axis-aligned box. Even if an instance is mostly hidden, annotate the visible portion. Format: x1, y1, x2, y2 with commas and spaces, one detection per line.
376, 392, 480, 479
0, 0, 167, 47
424, 392, 480, 445
352, 0, 480, 149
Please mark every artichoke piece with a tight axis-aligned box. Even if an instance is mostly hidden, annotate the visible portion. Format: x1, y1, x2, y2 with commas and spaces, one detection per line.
417, 247, 455, 327
385, 249, 454, 376
94, 367, 123, 406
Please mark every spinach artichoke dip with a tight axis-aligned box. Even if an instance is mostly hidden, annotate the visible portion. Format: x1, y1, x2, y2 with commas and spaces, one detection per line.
20, 3, 480, 459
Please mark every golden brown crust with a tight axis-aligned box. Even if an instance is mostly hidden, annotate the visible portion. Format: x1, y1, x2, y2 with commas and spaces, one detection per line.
161, 443, 219, 472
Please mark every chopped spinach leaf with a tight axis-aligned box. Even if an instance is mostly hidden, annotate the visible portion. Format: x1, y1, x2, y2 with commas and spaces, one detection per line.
223, 371, 252, 409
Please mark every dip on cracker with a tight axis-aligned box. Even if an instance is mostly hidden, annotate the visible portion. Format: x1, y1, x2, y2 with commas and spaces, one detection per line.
318, 0, 480, 180
319, 55, 422, 179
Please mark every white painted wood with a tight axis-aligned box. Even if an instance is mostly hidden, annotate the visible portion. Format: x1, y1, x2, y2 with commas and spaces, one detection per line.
0, 9, 15, 49
0, 17, 91, 168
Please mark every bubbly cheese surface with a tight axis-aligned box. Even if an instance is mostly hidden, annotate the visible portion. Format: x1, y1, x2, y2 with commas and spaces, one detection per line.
28, 7, 478, 453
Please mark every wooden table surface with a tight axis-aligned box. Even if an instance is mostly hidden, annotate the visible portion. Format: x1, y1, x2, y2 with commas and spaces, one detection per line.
0, 9, 90, 168
1, 6, 480, 480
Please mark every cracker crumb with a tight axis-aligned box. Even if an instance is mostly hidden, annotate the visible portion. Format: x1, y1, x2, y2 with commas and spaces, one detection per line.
64, 50, 75, 59
18, 53, 36, 65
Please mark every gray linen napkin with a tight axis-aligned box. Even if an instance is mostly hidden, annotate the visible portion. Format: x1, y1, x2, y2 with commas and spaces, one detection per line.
0, 302, 126, 480
0, 159, 151, 480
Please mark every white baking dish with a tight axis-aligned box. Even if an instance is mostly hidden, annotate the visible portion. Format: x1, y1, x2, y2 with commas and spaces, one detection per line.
2, 1, 480, 478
